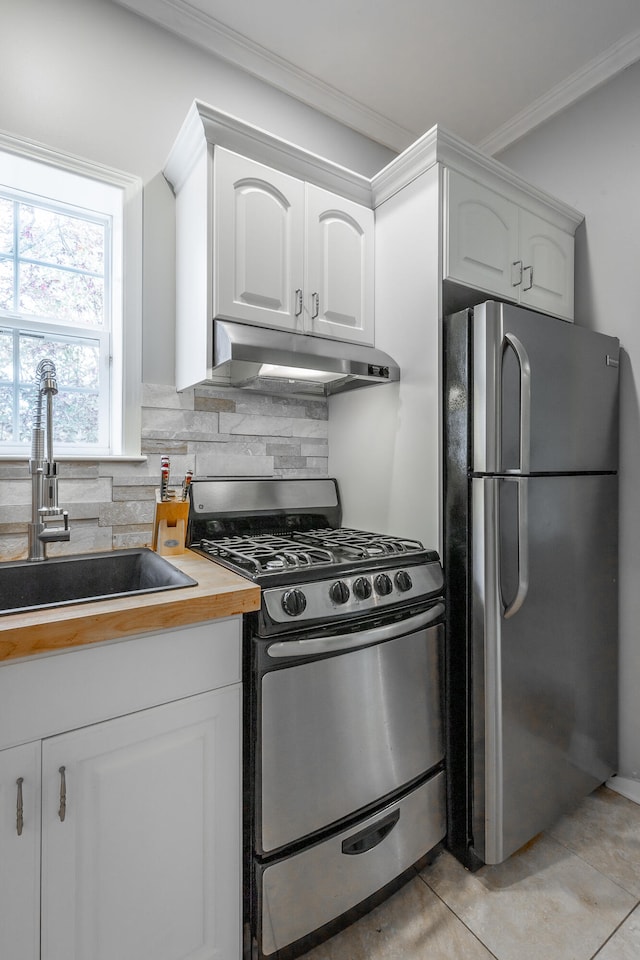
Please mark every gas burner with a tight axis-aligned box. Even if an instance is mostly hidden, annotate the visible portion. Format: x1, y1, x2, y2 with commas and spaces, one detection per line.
188, 478, 443, 627
199, 534, 335, 575
296, 527, 424, 559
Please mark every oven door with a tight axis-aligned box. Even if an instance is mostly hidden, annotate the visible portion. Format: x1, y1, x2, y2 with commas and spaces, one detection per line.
256, 603, 444, 855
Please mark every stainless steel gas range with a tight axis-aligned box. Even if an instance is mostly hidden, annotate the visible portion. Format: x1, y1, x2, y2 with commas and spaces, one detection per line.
188, 477, 446, 960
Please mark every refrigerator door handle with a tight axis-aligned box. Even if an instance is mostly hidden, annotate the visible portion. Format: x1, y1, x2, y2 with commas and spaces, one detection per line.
501, 477, 529, 620
502, 333, 532, 474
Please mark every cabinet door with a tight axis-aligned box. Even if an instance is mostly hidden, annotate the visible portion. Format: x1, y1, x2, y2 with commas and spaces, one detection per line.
214, 148, 305, 331
519, 208, 574, 320
0, 741, 40, 960
445, 169, 519, 301
41, 686, 242, 960
305, 184, 374, 344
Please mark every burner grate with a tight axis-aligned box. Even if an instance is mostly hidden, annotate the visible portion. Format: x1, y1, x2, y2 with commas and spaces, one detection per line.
296, 527, 423, 558
199, 534, 335, 574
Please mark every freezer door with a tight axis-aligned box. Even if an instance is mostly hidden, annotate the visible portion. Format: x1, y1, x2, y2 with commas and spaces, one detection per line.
471, 474, 618, 865
471, 301, 619, 473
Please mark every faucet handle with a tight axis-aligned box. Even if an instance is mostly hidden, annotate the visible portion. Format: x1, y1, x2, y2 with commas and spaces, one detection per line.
38, 511, 70, 543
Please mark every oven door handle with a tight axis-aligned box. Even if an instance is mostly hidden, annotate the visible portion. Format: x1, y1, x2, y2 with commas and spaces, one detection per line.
266, 603, 445, 658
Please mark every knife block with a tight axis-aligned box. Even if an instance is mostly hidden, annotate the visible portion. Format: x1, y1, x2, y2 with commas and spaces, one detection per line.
152, 490, 189, 555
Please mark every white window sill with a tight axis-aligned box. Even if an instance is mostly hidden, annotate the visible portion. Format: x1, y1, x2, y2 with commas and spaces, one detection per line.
0, 456, 148, 463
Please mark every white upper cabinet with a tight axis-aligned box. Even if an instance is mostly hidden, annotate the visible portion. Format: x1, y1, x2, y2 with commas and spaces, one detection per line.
214, 149, 374, 344
445, 170, 519, 300
444, 169, 575, 320
163, 104, 378, 389
305, 184, 374, 344
215, 150, 305, 331
518, 207, 574, 319
165, 104, 583, 389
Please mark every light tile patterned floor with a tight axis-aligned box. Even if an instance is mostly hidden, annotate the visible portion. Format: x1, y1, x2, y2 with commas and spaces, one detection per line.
299, 786, 640, 960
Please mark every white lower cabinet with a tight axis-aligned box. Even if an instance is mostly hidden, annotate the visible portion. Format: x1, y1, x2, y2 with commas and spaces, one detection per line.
0, 740, 41, 960
0, 619, 243, 960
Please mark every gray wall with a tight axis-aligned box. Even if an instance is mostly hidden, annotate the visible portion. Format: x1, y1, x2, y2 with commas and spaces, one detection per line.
498, 60, 640, 784
0, 0, 393, 386
0, 384, 328, 560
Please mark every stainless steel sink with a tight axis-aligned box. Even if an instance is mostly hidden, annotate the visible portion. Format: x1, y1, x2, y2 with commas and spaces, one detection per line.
0, 548, 198, 616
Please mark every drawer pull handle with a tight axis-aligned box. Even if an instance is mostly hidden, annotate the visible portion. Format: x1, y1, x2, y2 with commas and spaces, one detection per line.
58, 766, 66, 822
294, 288, 303, 317
341, 809, 400, 856
311, 292, 320, 319
16, 777, 24, 836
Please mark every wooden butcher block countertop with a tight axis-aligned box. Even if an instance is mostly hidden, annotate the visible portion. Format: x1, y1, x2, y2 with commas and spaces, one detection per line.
0, 550, 260, 663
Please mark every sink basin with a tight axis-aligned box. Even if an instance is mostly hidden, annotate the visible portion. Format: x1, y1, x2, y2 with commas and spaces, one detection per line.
0, 548, 198, 616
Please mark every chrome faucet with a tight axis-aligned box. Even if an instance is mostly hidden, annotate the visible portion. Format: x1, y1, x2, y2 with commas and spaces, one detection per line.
27, 359, 70, 561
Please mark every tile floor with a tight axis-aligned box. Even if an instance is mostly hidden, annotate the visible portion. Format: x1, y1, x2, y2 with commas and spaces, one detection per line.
299, 786, 640, 960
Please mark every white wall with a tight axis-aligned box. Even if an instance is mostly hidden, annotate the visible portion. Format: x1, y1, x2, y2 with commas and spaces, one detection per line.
498, 60, 640, 785
329, 166, 442, 549
0, 0, 393, 384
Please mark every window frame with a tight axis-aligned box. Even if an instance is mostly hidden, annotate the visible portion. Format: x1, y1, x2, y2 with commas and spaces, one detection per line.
0, 130, 142, 457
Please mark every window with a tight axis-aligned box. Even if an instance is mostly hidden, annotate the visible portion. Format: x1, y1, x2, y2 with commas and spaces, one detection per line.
0, 134, 142, 456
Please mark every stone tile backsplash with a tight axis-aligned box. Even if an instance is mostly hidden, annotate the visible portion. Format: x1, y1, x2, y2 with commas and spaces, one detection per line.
0, 383, 328, 561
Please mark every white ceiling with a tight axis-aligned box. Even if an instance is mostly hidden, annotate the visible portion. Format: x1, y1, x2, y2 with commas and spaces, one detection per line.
114, 0, 640, 154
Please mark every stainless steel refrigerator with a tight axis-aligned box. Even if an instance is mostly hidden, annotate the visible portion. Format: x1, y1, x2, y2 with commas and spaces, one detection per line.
443, 300, 619, 868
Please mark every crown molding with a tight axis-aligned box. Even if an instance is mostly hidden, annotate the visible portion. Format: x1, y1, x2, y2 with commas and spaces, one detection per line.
479, 29, 640, 156
163, 100, 374, 205
370, 125, 439, 206
112, 0, 416, 152
0, 128, 142, 193
163, 103, 583, 232
371, 124, 582, 229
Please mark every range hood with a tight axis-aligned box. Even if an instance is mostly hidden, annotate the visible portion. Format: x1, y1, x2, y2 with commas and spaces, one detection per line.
211, 320, 400, 396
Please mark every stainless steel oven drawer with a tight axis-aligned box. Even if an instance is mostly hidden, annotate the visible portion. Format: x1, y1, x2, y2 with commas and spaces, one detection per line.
260, 622, 444, 853
260, 770, 445, 956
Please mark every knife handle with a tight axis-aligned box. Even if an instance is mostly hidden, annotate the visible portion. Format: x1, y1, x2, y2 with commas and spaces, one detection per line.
160, 455, 170, 501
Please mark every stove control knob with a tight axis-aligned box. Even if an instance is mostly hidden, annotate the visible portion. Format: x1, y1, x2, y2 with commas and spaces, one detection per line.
353, 577, 372, 601
374, 573, 393, 596
395, 570, 413, 593
281, 588, 307, 617
330, 580, 350, 604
